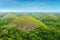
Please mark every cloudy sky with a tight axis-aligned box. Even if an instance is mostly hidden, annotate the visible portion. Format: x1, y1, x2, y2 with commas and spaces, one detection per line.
0, 0, 60, 12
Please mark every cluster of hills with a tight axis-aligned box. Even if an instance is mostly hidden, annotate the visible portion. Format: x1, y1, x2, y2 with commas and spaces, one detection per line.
0, 13, 60, 40
0, 13, 59, 31
0, 13, 48, 31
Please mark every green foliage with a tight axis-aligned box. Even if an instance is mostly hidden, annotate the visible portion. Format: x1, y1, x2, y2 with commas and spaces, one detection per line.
0, 18, 13, 26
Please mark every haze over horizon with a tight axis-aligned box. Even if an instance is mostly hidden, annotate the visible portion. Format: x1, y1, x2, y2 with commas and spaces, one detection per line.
0, 0, 60, 12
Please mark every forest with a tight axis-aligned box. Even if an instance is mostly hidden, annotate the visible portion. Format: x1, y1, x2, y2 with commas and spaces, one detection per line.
0, 12, 60, 40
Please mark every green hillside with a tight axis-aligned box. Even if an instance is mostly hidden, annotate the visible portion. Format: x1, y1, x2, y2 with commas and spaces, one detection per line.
0, 14, 17, 26
2, 13, 17, 19
9, 15, 47, 31
42, 14, 57, 20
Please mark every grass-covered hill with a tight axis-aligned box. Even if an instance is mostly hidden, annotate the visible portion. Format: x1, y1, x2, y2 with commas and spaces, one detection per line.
3, 14, 17, 19
8, 15, 47, 31
42, 14, 57, 20
31, 13, 60, 29
0, 14, 17, 26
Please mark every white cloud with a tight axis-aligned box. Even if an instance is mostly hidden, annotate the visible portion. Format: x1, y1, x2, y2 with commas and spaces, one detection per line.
0, 9, 21, 12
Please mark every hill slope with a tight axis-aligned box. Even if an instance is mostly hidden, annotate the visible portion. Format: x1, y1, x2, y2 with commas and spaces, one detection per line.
43, 14, 57, 20
8, 16, 47, 31
2, 14, 17, 19
0, 14, 17, 25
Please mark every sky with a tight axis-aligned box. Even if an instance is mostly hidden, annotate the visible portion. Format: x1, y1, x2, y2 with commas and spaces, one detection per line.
0, 0, 60, 12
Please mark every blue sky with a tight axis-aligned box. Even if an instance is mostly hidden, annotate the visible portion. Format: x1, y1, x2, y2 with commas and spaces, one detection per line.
0, 0, 60, 12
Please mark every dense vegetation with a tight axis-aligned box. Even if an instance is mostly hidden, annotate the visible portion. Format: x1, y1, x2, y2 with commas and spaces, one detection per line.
0, 12, 60, 40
